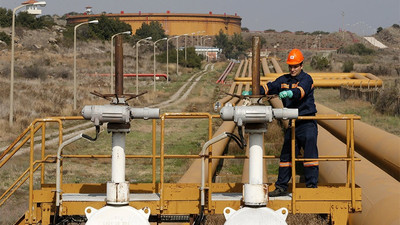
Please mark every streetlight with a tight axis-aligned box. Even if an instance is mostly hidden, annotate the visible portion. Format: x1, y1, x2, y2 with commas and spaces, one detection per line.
176, 35, 181, 76
191, 32, 195, 46
183, 34, 188, 61
197, 31, 205, 45
203, 37, 211, 62
110, 31, 131, 93
73, 19, 99, 110
202, 37, 211, 46
9, 1, 46, 126
135, 36, 152, 95
166, 36, 178, 83
200, 35, 209, 46
153, 37, 167, 93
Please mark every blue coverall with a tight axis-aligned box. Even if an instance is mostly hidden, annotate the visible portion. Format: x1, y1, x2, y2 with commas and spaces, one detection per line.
261, 70, 319, 190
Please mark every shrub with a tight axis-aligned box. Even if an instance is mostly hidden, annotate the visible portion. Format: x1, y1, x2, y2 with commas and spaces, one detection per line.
338, 43, 375, 55
310, 55, 330, 71
16, 12, 55, 29
311, 31, 329, 35
374, 82, 400, 116
0, 31, 11, 45
343, 60, 354, 72
22, 64, 47, 80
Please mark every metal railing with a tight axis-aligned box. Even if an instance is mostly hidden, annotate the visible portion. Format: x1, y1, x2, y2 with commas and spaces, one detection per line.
0, 113, 360, 222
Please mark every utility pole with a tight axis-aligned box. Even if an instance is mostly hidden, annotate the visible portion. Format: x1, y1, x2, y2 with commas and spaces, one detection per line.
341, 11, 345, 40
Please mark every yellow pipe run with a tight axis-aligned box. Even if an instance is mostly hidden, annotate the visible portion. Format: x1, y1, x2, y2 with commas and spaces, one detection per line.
236, 72, 383, 87
235, 78, 382, 88
318, 127, 400, 225
316, 103, 400, 181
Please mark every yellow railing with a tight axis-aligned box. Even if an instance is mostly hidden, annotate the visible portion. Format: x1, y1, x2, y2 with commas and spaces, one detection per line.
291, 114, 361, 213
0, 113, 360, 222
0, 116, 83, 224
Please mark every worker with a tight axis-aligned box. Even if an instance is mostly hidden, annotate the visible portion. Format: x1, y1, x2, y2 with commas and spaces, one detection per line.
261, 49, 319, 197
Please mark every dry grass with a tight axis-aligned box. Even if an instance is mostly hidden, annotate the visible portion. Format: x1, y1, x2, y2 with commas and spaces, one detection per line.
314, 87, 400, 135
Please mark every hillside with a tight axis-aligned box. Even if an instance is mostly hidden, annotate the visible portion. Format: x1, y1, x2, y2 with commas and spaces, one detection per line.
0, 23, 399, 141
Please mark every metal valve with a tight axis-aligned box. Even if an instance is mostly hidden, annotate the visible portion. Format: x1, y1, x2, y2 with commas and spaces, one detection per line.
220, 103, 298, 126
81, 105, 160, 126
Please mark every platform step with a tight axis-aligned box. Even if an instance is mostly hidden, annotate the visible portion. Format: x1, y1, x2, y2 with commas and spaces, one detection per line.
211, 192, 292, 201
211, 193, 242, 201
62, 193, 160, 202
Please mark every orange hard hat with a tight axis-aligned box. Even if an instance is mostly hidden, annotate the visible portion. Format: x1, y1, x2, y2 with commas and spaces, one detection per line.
286, 49, 304, 65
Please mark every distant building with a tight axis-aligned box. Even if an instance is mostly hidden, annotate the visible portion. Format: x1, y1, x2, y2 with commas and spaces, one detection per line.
193, 46, 222, 61
85, 6, 93, 15
22, 0, 43, 15
67, 12, 242, 36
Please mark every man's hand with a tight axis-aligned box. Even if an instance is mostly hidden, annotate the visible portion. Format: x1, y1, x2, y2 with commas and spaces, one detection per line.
242, 90, 252, 96
279, 90, 293, 99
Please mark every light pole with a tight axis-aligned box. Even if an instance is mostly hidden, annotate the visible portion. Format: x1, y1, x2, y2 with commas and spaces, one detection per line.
200, 35, 209, 47
73, 19, 99, 110
202, 37, 211, 46
110, 31, 131, 93
191, 32, 195, 46
153, 37, 167, 93
183, 34, 188, 61
197, 31, 205, 45
203, 37, 211, 62
135, 36, 152, 95
176, 35, 181, 75
166, 36, 178, 83
9, 1, 46, 126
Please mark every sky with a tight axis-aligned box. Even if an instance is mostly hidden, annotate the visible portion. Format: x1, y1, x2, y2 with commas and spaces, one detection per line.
1, 0, 399, 36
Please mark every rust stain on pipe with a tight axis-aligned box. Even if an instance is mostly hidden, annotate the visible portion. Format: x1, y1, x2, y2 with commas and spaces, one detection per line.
252, 36, 260, 95
115, 35, 124, 95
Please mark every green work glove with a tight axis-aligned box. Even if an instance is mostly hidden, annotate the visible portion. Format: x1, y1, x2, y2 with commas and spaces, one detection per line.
279, 90, 293, 99
242, 90, 252, 96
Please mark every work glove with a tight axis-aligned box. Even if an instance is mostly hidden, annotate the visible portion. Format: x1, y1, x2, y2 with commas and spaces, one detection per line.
279, 90, 293, 99
242, 90, 252, 96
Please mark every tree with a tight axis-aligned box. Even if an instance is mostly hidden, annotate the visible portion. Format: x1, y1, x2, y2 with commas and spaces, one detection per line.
231, 33, 250, 59
135, 21, 167, 41
214, 29, 229, 50
0, 7, 12, 27
89, 15, 132, 40
156, 47, 203, 68
376, 27, 383, 33
214, 29, 232, 58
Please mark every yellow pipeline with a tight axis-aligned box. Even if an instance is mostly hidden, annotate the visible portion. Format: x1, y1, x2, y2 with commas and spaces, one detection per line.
318, 127, 400, 225
234, 73, 383, 87
316, 103, 400, 181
